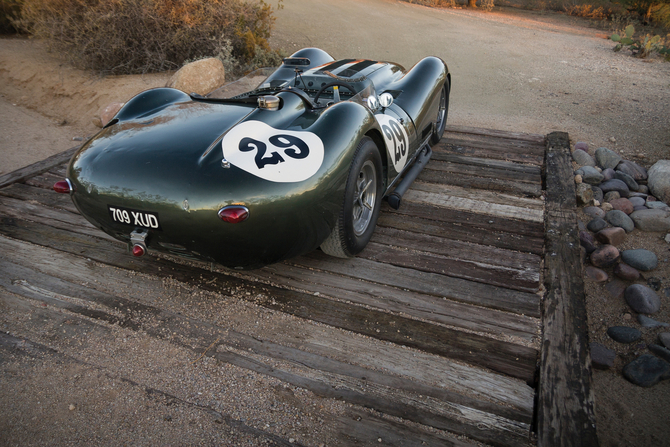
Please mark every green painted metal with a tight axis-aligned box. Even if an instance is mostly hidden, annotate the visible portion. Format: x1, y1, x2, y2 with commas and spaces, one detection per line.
66, 48, 449, 269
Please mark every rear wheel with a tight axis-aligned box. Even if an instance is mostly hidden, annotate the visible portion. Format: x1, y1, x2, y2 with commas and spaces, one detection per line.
320, 137, 383, 258
430, 82, 449, 145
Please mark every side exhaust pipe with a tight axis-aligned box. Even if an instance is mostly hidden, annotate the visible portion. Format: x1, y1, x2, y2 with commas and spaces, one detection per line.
387, 144, 432, 210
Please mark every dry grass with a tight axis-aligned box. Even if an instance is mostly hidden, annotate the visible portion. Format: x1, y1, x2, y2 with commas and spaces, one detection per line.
14, 0, 281, 74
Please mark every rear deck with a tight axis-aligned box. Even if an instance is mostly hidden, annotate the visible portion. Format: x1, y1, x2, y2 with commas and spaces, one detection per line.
0, 126, 597, 446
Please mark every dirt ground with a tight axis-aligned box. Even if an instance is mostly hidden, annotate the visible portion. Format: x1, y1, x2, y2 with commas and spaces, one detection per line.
1, 0, 670, 445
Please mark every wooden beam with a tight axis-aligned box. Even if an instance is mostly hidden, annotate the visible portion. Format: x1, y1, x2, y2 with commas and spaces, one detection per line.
0, 145, 79, 189
536, 131, 599, 446
445, 125, 546, 144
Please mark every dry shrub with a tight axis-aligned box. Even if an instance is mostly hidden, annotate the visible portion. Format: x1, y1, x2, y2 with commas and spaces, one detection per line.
1, 0, 22, 33
17, 0, 280, 74
564, 3, 609, 18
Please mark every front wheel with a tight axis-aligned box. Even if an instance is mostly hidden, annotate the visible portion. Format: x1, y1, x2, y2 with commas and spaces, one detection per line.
430, 82, 449, 145
320, 137, 383, 258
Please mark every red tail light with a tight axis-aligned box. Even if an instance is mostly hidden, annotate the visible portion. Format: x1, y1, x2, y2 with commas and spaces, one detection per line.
53, 179, 74, 194
218, 206, 249, 223
132, 244, 146, 257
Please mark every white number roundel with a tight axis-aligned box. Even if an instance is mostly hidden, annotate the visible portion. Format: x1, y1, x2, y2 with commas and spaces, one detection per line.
375, 114, 409, 172
222, 121, 325, 183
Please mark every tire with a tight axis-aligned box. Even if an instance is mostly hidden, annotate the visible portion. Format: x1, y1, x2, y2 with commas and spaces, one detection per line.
320, 137, 383, 258
430, 82, 449, 145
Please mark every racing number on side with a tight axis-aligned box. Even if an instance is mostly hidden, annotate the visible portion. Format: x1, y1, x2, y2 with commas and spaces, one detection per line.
239, 134, 310, 169
381, 120, 407, 164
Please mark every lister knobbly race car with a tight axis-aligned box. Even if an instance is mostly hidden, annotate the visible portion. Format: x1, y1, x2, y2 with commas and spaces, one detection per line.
55, 48, 450, 269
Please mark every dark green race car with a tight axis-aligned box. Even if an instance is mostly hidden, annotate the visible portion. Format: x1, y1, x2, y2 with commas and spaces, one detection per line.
55, 48, 450, 269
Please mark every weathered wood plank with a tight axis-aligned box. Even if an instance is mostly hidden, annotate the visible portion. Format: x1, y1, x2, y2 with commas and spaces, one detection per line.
0, 217, 538, 382
1, 234, 535, 416
445, 125, 546, 144
372, 226, 540, 271
0, 249, 534, 446
292, 251, 541, 318
434, 142, 544, 167
418, 169, 543, 198
245, 262, 540, 342
0, 182, 80, 214
444, 138, 544, 157
359, 242, 539, 293
0, 194, 117, 243
537, 131, 599, 447
426, 157, 541, 184
430, 152, 543, 176
23, 171, 63, 190
0, 145, 79, 189
377, 212, 544, 255
408, 181, 545, 217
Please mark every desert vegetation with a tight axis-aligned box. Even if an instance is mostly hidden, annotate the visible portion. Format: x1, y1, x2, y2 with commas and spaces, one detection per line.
2, 0, 284, 75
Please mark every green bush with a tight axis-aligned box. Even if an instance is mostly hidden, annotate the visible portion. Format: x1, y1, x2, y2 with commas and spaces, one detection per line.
611, 24, 670, 58
16, 0, 281, 74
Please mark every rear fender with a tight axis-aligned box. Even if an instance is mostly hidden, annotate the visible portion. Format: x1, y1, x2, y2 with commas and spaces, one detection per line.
114, 88, 191, 123
383, 57, 449, 140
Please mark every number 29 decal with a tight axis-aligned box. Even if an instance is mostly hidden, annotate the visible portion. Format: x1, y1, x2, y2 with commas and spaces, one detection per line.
223, 121, 324, 183
375, 114, 409, 173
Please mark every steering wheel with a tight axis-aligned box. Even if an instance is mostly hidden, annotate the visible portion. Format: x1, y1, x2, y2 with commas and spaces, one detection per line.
313, 82, 357, 106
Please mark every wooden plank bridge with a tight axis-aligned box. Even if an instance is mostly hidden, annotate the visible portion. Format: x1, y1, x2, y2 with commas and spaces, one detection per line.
0, 126, 598, 446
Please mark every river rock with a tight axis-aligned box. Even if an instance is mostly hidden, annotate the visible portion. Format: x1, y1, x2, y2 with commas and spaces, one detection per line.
590, 244, 620, 268
617, 160, 648, 182
572, 149, 595, 167
639, 315, 670, 328
606, 210, 635, 232
607, 326, 642, 343
648, 160, 670, 203
579, 230, 597, 253
629, 196, 646, 207
583, 206, 605, 218
614, 263, 640, 281
609, 198, 634, 215
622, 354, 670, 387
595, 147, 622, 170
574, 141, 589, 151
576, 183, 594, 205
649, 344, 670, 364
615, 171, 639, 192
601, 168, 616, 181
601, 202, 613, 212
166, 57, 226, 96
595, 227, 626, 246
621, 249, 658, 271
585, 266, 608, 282
659, 333, 670, 349
604, 191, 621, 202
630, 209, 670, 232
587, 217, 608, 233
590, 342, 615, 369
600, 179, 630, 198
625, 284, 661, 314
646, 201, 669, 210
575, 175, 583, 184
577, 166, 604, 185
591, 186, 604, 203
638, 185, 649, 194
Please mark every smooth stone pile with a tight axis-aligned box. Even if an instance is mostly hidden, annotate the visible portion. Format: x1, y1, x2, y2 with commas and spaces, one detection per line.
572, 145, 670, 233
573, 143, 670, 387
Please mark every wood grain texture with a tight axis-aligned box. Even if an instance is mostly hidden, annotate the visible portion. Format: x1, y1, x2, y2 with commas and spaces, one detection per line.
0, 145, 79, 189
537, 131, 599, 447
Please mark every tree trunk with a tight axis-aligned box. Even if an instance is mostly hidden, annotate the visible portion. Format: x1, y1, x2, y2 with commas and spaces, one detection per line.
468, 0, 477, 6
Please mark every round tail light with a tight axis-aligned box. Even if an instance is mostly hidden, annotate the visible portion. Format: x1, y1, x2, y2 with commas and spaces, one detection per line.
132, 244, 146, 257
53, 179, 74, 194
218, 206, 249, 223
